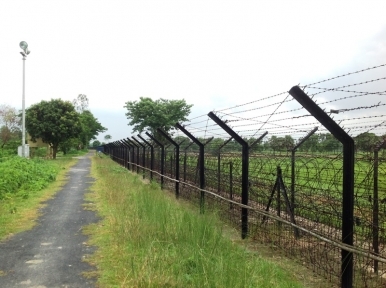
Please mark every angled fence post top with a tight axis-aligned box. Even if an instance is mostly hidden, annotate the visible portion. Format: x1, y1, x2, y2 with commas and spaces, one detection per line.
137, 134, 152, 147
176, 123, 204, 147
184, 141, 195, 150
132, 136, 145, 147
218, 137, 233, 150
288, 86, 354, 145
157, 128, 178, 146
204, 137, 214, 145
125, 138, 137, 146
122, 139, 133, 147
375, 138, 386, 152
208, 112, 248, 147
249, 131, 268, 150
292, 127, 318, 151
146, 132, 164, 147
120, 140, 130, 148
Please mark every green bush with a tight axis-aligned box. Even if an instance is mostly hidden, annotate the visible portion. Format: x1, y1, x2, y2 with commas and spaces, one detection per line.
0, 157, 57, 199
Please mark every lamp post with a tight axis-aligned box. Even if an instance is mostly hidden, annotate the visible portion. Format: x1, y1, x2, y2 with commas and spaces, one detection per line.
19, 41, 30, 158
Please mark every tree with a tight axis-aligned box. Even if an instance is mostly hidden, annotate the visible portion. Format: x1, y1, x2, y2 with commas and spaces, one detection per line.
354, 132, 380, 153
299, 134, 319, 152
26, 99, 82, 159
92, 140, 101, 147
318, 133, 341, 153
267, 135, 294, 155
59, 138, 80, 155
283, 135, 294, 151
248, 137, 264, 153
72, 94, 107, 149
104, 134, 112, 143
78, 110, 107, 148
124, 97, 193, 142
0, 104, 21, 148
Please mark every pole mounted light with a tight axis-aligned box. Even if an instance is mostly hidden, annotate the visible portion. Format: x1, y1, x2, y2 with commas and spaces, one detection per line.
20, 41, 30, 157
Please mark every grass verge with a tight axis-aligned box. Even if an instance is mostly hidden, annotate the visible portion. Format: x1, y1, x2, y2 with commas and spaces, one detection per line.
0, 153, 84, 241
84, 155, 309, 287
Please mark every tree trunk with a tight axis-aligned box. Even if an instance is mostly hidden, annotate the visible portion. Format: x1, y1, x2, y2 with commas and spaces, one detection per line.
52, 145, 58, 159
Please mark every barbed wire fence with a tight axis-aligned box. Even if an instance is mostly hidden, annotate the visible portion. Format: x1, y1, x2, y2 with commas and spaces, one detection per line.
104, 63, 386, 288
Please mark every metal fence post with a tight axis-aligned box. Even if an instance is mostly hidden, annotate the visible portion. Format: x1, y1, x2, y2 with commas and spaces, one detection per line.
146, 132, 165, 189
229, 161, 233, 210
176, 123, 206, 213
208, 111, 249, 239
138, 134, 154, 180
289, 85, 355, 288
122, 139, 133, 170
157, 129, 180, 198
126, 138, 139, 174
120, 140, 131, 169
132, 136, 146, 179
373, 139, 386, 273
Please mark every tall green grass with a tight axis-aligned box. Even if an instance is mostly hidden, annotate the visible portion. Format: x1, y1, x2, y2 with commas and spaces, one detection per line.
84, 156, 304, 287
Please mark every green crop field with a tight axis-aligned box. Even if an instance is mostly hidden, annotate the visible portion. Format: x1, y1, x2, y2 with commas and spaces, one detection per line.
153, 150, 386, 241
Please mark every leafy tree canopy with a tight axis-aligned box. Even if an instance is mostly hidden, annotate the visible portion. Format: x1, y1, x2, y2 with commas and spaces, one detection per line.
79, 110, 107, 147
26, 99, 82, 159
71, 94, 107, 148
92, 140, 101, 147
354, 132, 380, 153
124, 97, 193, 141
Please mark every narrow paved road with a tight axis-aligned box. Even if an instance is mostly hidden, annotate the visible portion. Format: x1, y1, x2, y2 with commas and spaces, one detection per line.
0, 153, 98, 288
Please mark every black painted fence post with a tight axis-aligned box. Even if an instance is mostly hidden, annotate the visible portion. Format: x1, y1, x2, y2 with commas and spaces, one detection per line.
176, 123, 206, 213
373, 139, 386, 273
121, 139, 131, 169
289, 86, 355, 288
138, 134, 154, 181
132, 136, 146, 179
122, 139, 133, 171
146, 132, 165, 189
157, 129, 180, 198
126, 138, 139, 174
208, 111, 249, 239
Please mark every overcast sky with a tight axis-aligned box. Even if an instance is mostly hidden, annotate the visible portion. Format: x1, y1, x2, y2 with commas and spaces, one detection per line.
1, 0, 385, 142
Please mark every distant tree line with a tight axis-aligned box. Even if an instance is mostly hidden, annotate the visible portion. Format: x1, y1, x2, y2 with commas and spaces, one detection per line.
171, 132, 386, 155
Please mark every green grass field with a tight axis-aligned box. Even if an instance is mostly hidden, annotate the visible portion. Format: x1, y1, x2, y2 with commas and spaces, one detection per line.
154, 150, 386, 239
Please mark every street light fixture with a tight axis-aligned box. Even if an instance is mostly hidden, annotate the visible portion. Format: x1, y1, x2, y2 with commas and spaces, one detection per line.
20, 41, 30, 157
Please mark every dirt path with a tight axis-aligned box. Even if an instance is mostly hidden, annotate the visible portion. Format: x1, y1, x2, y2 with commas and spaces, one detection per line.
0, 153, 98, 288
